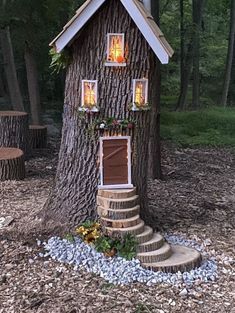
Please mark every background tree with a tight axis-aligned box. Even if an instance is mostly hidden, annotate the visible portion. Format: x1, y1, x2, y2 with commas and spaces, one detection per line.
221, 0, 235, 107
0, 0, 24, 111
192, 0, 205, 108
149, 0, 162, 179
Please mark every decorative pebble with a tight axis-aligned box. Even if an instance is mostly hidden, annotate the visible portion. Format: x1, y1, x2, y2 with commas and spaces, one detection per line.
43, 235, 218, 286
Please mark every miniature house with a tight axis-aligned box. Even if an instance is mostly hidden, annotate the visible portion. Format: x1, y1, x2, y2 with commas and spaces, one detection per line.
49, 0, 202, 272
50, 0, 173, 191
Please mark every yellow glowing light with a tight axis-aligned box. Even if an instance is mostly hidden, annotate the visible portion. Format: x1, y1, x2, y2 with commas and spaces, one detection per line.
135, 82, 145, 105
84, 82, 96, 106
108, 35, 124, 63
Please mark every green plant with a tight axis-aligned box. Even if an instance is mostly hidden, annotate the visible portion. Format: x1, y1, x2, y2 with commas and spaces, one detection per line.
94, 235, 118, 257
49, 48, 72, 74
94, 233, 137, 260
129, 102, 151, 111
116, 233, 137, 260
64, 233, 75, 243
75, 221, 101, 244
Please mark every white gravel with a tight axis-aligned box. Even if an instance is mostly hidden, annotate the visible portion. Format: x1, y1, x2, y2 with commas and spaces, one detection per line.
42, 235, 218, 286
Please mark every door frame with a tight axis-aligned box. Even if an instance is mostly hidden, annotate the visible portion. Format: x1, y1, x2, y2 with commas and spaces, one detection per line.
99, 136, 133, 189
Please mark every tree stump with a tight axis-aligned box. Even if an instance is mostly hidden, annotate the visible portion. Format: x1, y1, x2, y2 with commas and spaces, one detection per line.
29, 125, 47, 149
0, 148, 25, 181
0, 111, 29, 155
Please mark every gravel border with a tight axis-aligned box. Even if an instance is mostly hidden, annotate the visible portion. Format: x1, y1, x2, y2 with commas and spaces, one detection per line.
42, 235, 218, 286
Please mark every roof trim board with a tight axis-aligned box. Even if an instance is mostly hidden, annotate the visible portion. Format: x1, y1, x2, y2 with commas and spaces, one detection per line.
50, 0, 174, 64
50, 0, 105, 53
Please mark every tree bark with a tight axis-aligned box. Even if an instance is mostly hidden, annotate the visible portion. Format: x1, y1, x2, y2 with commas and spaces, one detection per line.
149, 0, 162, 179
0, 27, 24, 111
0, 148, 25, 181
29, 125, 47, 149
24, 44, 41, 125
0, 111, 29, 155
44, 0, 154, 228
192, 0, 204, 109
221, 0, 235, 107
175, 0, 185, 110
0, 67, 7, 98
176, 41, 193, 110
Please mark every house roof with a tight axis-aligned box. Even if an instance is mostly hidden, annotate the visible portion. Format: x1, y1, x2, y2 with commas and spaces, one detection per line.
50, 0, 174, 64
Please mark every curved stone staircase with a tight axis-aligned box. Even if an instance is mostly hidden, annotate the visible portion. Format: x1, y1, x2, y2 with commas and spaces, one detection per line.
97, 188, 202, 273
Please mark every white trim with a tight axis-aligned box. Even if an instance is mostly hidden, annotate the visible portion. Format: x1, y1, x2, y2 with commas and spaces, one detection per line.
132, 78, 148, 111
81, 80, 98, 110
50, 0, 172, 64
54, 0, 106, 52
98, 184, 133, 190
104, 62, 126, 67
99, 136, 132, 188
120, 0, 169, 64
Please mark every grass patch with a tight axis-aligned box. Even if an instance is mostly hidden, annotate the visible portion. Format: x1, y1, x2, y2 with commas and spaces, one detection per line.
161, 106, 235, 147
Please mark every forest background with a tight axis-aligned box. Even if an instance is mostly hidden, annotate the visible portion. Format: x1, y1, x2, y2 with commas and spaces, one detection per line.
0, 0, 235, 147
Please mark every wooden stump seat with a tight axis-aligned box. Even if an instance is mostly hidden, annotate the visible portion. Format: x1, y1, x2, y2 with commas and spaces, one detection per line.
29, 125, 47, 149
0, 111, 29, 155
0, 148, 25, 181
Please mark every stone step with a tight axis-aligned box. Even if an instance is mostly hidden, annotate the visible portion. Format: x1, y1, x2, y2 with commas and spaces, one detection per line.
136, 226, 153, 244
101, 215, 140, 228
97, 195, 139, 210
97, 205, 140, 220
142, 245, 202, 273
98, 188, 136, 199
137, 242, 172, 263
105, 220, 145, 236
137, 233, 165, 253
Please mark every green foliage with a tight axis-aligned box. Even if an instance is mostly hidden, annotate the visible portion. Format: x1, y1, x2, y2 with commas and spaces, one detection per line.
94, 233, 137, 260
161, 106, 235, 147
115, 233, 137, 260
49, 48, 72, 74
64, 233, 75, 243
94, 235, 117, 253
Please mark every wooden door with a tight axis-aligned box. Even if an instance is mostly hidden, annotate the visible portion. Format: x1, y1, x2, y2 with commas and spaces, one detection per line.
102, 139, 129, 185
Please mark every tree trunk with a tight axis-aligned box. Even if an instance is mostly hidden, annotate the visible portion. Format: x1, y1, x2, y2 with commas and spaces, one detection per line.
176, 0, 194, 110
149, 0, 162, 179
176, 41, 193, 110
0, 27, 24, 111
0, 68, 7, 98
0, 111, 29, 155
221, 0, 235, 107
43, 0, 154, 228
0, 147, 25, 181
24, 44, 41, 124
176, 0, 185, 110
192, 0, 204, 109
29, 125, 47, 149
229, 34, 235, 104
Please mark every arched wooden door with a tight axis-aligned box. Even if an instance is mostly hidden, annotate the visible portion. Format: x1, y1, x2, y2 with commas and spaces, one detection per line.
99, 136, 133, 189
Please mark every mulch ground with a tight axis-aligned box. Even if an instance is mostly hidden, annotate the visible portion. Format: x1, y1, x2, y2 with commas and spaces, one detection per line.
0, 140, 234, 313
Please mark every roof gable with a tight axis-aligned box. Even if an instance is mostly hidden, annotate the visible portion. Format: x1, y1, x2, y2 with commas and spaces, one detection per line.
50, 0, 174, 64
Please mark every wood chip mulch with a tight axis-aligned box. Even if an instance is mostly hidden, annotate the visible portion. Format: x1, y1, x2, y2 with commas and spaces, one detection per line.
0, 140, 234, 313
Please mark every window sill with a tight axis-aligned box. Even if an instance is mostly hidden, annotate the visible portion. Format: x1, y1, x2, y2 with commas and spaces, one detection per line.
79, 107, 99, 113
105, 62, 127, 67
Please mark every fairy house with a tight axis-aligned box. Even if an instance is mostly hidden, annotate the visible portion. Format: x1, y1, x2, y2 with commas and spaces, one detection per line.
49, 0, 173, 191
47, 0, 202, 272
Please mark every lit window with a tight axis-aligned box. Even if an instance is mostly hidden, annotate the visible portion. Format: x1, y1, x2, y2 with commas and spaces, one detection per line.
80, 80, 99, 112
132, 79, 149, 111
105, 33, 126, 66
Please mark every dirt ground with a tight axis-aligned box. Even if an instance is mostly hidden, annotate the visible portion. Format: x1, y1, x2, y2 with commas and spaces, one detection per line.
0, 140, 234, 313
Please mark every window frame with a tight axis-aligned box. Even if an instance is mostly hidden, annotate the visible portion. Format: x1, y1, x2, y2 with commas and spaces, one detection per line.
80, 79, 98, 112
105, 33, 126, 67
132, 78, 149, 111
